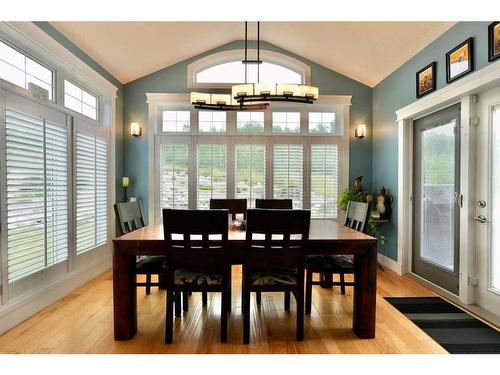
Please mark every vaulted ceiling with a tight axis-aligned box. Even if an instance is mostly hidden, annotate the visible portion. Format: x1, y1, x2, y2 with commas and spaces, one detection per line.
50, 21, 456, 87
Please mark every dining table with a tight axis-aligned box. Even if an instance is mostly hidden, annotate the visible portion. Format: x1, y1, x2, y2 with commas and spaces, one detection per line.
112, 219, 378, 341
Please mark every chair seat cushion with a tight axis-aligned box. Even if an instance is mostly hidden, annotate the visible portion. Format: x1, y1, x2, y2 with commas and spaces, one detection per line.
306, 255, 354, 272
136, 256, 166, 273
174, 269, 223, 286
250, 268, 298, 286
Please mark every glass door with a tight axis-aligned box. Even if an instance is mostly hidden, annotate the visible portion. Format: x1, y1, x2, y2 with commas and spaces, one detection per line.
413, 104, 461, 294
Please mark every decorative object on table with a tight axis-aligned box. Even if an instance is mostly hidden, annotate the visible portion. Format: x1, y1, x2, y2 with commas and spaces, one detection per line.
416, 61, 436, 98
130, 122, 142, 137
354, 124, 366, 139
336, 176, 368, 211
446, 38, 474, 83
122, 177, 130, 202
488, 22, 500, 62
231, 219, 246, 230
375, 186, 393, 220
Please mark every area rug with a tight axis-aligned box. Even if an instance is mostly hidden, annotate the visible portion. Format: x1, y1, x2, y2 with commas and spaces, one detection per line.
384, 296, 500, 354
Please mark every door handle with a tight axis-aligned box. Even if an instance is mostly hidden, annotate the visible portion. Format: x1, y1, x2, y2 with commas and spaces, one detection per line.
473, 215, 487, 223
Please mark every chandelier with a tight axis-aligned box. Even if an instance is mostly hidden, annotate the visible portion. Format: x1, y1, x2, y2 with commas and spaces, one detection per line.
191, 22, 319, 111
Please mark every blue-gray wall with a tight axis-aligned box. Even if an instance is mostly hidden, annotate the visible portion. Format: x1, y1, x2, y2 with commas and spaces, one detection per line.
372, 22, 493, 260
124, 40, 373, 220
34, 22, 125, 200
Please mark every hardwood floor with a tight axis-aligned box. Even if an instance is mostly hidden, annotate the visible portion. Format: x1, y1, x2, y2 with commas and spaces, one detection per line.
0, 266, 447, 354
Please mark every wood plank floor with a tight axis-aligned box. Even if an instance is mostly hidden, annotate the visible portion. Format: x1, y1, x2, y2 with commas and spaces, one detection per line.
0, 267, 447, 354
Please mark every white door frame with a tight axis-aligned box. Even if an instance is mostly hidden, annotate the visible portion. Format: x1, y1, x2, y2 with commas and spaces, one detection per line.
395, 59, 500, 304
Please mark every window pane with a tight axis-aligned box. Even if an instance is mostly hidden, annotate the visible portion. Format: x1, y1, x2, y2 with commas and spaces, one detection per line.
64, 93, 81, 113
199, 111, 226, 132
82, 91, 97, 108
82, 103, 97, 120
162, 110, 190, 132
26, 75, 53, 100
309, 112, 336, 133
161, 144, 189, 209
237, 111, 264, 133
491, 106, 500, 290
64, 80, 81, 99
64, 80, 98, 120
273, 145, 303, 209
26, 58, 52, 85
0, 59, 25, 87
0, 41, 25, 67
197, 144, 227, 209
272, 112, 300, 133
235, 144, 266, 208
311, 144, 339, 218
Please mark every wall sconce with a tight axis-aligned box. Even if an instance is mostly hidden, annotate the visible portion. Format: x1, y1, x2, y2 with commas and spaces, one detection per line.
122, 177, 129, 202
130, 122, 142, 137
355, 124, 366, 139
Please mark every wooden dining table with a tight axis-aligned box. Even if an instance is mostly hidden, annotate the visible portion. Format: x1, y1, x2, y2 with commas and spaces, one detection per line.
112, 219, 378, 341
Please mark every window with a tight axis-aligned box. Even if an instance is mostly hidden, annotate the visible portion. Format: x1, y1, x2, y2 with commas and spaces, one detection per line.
199, 111, 226, 132
5, 106, 67, 283
309, 112, 336, 134
0, 40, 53, 100
64, 80, 98, 120
311, 145, 339, 218
237, 112, 264, 133
162, 110, 190, 132
197, 144, 227, 209
196, 61, 302, 84
235, 144, 266, 207
160, 144, 189, 209
272, 112, 300, 133
76, 132, 108, 254
273, 145, 304, 209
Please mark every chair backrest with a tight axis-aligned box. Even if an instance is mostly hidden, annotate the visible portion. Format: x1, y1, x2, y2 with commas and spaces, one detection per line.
245, 209, 310, 270
114, 201, 146, 235
210, 198, 247, 220
344, 201, 370, 233
162, 209, 229, 272
255, 199, 293, 209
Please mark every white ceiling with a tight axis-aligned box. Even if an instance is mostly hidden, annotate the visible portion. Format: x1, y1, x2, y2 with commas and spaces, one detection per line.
50, 21, 456, 87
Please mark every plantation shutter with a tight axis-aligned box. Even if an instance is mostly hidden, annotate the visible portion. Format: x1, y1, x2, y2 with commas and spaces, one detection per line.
160, 144, 189, 209
311, 144, 339, 218
273, 144, 303, 209
76, 132, 108, 254
5, 105, 68, 283
197, 144, 227, 209
235, 144, 266, 208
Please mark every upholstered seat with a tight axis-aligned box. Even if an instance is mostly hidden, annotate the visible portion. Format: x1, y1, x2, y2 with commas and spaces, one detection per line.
174, 269, 223, 286
250, 268, 298, 286
136, 256, 166, 273
306, 255, 354, 272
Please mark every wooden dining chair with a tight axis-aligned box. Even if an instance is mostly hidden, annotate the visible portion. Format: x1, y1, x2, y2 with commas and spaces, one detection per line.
255, 199, 293, 210
114, 201, 165, 295
162, 209, 231, 343
210, 198, 247, 220
242, 208, 310, 344
254, 198, 293, 307
305, 201, 370, 314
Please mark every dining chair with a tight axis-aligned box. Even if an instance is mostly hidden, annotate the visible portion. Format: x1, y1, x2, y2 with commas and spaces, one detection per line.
162, 209, 231, 343
305, 201, 370, 314
254, 198, 293, 307
114, 201, 165, 295
210, 198, 247, 220
242, 208, 310, 344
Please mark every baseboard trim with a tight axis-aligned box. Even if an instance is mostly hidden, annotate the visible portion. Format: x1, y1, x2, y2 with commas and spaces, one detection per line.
0, 257, 111, 335
378, 253, 402, 275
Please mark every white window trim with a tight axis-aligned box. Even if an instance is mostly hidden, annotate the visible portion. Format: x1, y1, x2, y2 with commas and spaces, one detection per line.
393, 58, 500, 308
146, 93, 350, 225
0, 21, 117, 333
187, 49, 312, 89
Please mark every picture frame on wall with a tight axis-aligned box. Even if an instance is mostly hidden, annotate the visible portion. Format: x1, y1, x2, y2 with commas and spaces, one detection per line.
488, 22, 500, 62
446, 38, 474, 83
416, 62, 436, 98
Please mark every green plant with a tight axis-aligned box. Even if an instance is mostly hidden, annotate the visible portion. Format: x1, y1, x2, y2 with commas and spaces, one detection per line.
336, 186, 367, 211
368, 221, 386, 245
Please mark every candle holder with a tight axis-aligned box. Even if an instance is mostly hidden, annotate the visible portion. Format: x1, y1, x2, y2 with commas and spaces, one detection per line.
121, 177, 130, 202
122, 187, 128, 203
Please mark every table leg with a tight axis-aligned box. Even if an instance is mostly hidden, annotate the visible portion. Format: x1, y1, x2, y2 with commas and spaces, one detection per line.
353, 243, 377, 338
113, 244, 137, 340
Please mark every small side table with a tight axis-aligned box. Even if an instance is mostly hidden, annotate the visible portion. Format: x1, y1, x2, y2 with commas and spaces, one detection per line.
368, 218, 391, 271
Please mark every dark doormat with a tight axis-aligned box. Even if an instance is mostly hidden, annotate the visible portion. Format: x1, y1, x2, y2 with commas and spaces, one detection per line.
384, 297, 500, 354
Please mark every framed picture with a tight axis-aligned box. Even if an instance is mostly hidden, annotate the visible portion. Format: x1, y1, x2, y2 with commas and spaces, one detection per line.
488, 22, 500, 62
416, 62, 436, 98
446, 38, 474, 83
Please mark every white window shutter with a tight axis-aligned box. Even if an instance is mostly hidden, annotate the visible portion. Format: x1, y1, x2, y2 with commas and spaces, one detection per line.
197, 144, 227, 209
311, 144, 339, 218
235, 144, 266, 208
160, 144, 189, 209
273, 145, 303, 209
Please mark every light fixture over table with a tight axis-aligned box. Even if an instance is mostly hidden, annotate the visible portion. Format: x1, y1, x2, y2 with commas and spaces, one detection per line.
191, 22, 319, 111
